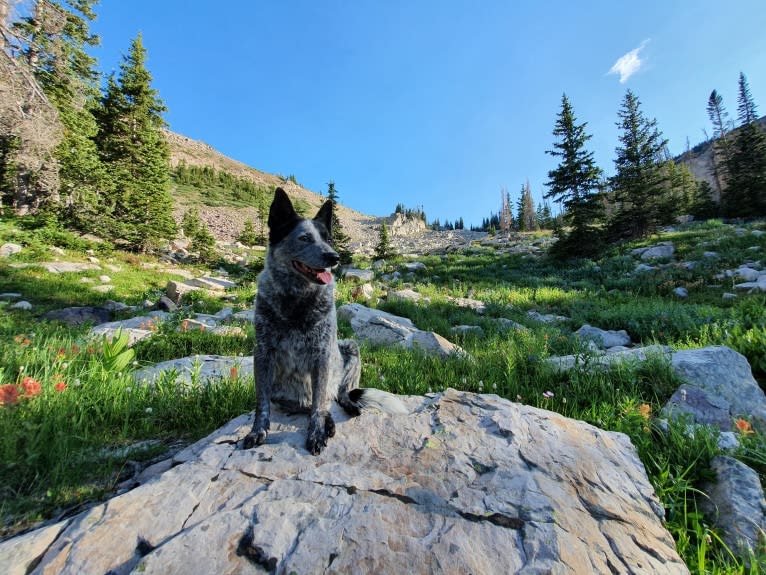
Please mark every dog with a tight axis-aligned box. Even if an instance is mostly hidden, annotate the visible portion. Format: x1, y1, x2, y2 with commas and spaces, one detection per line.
243, 188, 406, 455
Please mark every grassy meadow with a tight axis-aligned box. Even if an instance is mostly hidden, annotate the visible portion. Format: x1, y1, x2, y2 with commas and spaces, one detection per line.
1, 215, 765, 573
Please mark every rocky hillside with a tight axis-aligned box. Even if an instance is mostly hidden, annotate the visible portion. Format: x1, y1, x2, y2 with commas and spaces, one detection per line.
677, 115, 766, 201
163, 130, 377, 245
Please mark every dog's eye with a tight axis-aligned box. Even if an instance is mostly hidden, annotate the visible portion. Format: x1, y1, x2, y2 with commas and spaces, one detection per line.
299, 234, 312, 242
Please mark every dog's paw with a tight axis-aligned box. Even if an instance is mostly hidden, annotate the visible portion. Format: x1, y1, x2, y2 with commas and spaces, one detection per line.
242, 428, 268, 450
306, 414, 333, 455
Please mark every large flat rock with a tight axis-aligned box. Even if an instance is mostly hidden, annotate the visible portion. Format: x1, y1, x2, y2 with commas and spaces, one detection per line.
2, 389, 688, 574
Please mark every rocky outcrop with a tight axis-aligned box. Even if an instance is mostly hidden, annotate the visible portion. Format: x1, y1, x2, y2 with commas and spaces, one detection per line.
0, 390, 688, 575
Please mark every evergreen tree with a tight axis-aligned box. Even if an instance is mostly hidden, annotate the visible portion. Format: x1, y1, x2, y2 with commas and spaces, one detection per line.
325, 181, 353, 264
706, 89, 732, 196
95, 34, 175, 251
608, 90, 669, 240
374, 220, 394, 260
725, 73, 766, 216
181, 206, 216, 260
237, 218, 260, 246
545, 94, 604, 255
517, 180, 538, 231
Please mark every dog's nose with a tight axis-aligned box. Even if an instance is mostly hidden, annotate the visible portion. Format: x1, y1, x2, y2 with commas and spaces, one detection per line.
325, 252, 340, 266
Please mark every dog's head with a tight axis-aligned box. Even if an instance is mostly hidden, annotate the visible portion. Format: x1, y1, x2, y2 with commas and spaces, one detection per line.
268, 188, 340, 285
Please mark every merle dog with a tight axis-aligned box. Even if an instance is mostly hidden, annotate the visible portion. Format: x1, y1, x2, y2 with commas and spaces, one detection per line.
243, 188, 405, 455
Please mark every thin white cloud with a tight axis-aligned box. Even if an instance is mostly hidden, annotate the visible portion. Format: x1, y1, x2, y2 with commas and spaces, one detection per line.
608, 39, 650, 83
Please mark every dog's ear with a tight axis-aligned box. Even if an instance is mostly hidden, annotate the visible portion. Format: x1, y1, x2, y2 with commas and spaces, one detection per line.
268, 187, 302, 245
314, 200, 333, 239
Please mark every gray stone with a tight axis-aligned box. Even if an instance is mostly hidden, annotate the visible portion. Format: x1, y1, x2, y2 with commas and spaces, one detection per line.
635, 263, 657, 273
186, 276, 237, 290
575, 324, 632, 349
450, 325, 484, 336
547, 345, 671, 373
673, 287, 689, 298
350, 282, 375, 301
39, 261, 101, 273
343, 267, 375, 282
0, 390, 688, 575
495, 318, 527, 331
338, 303, 464, 358
734, 275, 766, 292
661, 384, 733, 430
716, 432, 740, 452
0, 292, 22, 299
44, 306, 112, 326
133, 354, 253, 387
700, 456, 766, 556
98, 275, 111, 283
402, 261, 427, 272
722, 292, 737, 300
670, 346, 766, 432
446, 296, 487, 315
640, 243, 675, 260
387, 288, 424, 303
527, 310, 569, 323
0, 242, 22, 257
166, 280, 203, 304
735, 266, 762, 282
90, 284, 115, 293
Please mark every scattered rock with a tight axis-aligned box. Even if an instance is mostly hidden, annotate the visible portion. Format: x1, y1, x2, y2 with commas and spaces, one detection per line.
634, 263, 657, 273
673, 287, 689, 298
722, 292, 736, 300
700, 456, 766, 557
338, 303, 464, 358
661, 385, 732, 430
186, 276, 237, 290
166, 280, 204, 304
546, 345, 671, 373
9, 300, 32, 311
446, 296, 487, 315
495, 318, 527, 331
450, 325, 484, 336
387, 288, 425, 303
401, 261, 427, 272
133, 354, 253, 387
44, 306, 112, 326
635, 243, 675, 260
0, 243, 22, 257
527, 310, 569, 324
575, 324, 632, 349
39, 261, 101, 273
350, 283, 375, 301
670, 346, 766, 432
343, 268, 375, 282
0, 292, 22, 299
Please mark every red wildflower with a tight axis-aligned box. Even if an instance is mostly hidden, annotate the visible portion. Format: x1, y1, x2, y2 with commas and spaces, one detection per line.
54, 381, 68, 392
21, 376, 42, 397
734, 418, 754, 435
0, 384, 20, 406
230, 366, 238, 380
70, 344, 80, 355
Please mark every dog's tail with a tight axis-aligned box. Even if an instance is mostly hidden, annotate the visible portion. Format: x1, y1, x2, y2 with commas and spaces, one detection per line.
348, 388, 409, 415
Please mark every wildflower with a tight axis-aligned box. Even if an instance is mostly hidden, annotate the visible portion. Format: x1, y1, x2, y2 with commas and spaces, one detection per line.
61, 362, 68, 370
73, 378, 81, 386
562, 397, 567, 404
57, 348, 67, 359
21, 376, 42, 397
54, 381, 68, 392
70, 344, 80, 355
492, 383, 497, 391
734, 418, 754, 435
638, 404, 652, 420
180, 320, 189, 332
18, 365, 25, 372
462, 377, 467, 386
516, 394, 522, 402
126, 387, 133, 393
145, 407, 153, 414
680, 389, 687, 402
0, 384, 20, 406
230, 366, 239, 380
14, 334, 31, 346
543, 391, 554, 399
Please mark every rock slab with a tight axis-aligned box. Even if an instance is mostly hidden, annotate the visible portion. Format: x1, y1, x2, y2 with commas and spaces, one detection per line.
2, 389, 688, 575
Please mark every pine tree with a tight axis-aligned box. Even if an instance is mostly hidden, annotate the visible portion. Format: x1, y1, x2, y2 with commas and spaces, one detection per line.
545, 94, 604, 255
95, 34, 175, 251
237, 218, 260, 246
706, 89, 732, 197
374, 220, 394, 260
608, 90, 669, 240
725, 73, 766, 216
325, 181, 353, 264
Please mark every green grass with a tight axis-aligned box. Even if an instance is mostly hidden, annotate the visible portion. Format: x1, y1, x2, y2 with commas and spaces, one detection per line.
2, 215, 766, 571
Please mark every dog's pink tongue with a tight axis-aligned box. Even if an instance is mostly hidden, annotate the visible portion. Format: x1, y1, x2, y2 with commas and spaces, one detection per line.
317, 270, 333, 285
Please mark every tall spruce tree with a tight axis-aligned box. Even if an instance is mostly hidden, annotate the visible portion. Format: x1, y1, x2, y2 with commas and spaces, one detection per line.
706, 89, 732, 198
545, 94, 604, 255
95, 34, 175, 250
325, 181, 353, 264
608, 90, 669, 240
519, 180, 538, 231
725, 72, 766, 216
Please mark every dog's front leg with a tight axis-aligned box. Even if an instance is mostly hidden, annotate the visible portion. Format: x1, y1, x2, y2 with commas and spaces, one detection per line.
243, 344, 273, 449
306, 357, 335, 455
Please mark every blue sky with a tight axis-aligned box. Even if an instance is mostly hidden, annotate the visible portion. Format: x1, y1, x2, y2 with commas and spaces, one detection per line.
90, 1, 766, 228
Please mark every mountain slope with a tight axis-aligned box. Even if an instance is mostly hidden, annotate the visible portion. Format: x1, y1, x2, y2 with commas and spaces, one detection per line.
163, 130, 376, 244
